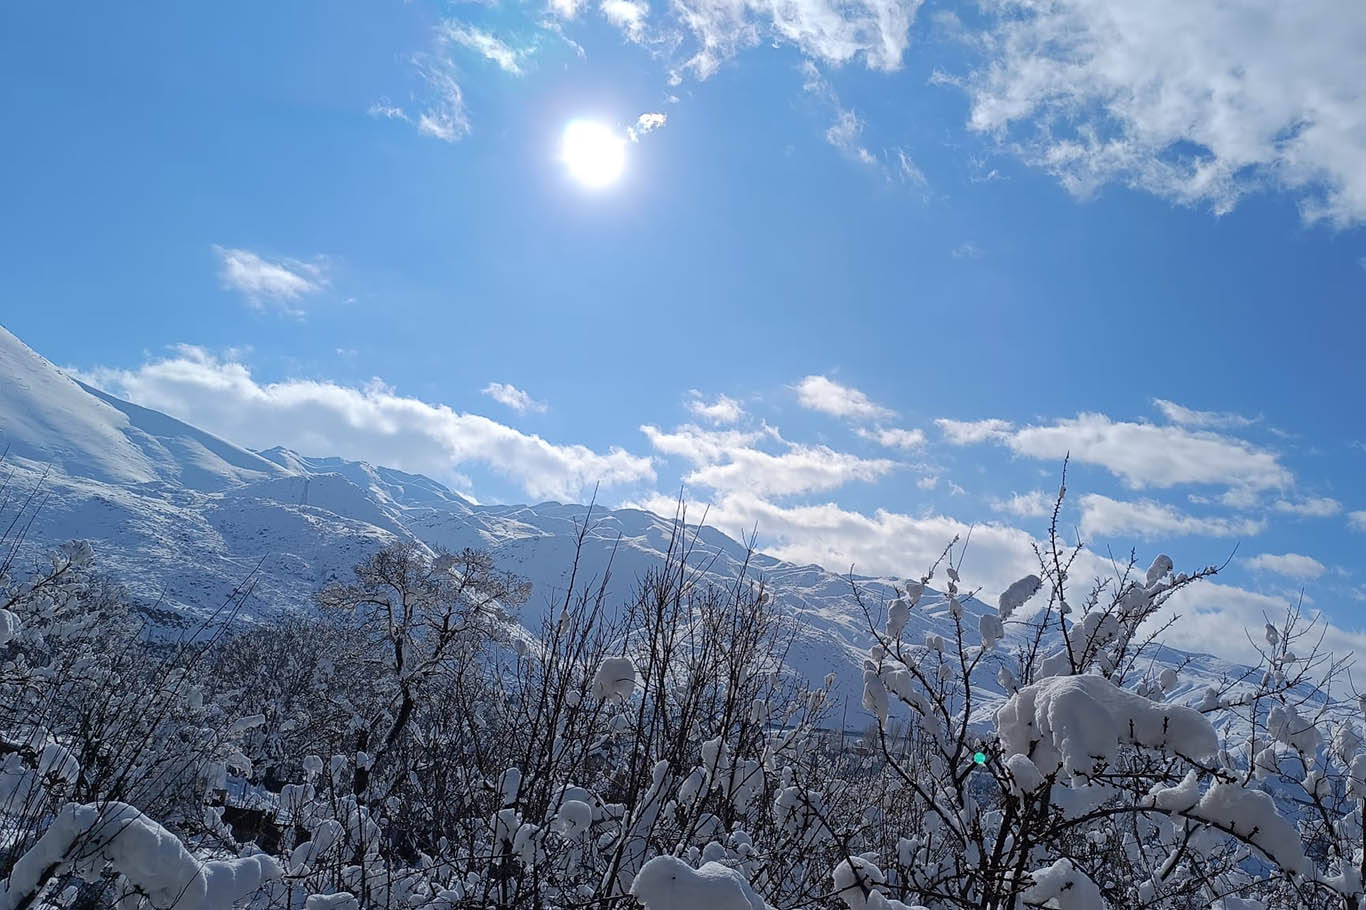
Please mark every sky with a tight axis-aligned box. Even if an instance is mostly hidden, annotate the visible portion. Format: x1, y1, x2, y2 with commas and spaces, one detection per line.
2, 0, 1365, 661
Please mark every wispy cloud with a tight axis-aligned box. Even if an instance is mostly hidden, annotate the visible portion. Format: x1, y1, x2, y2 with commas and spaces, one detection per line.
482, 382, 547, 414
1350, 511, 1366, 532
801, 62, 926, 187
663, 0, 923, 80
412, 54, 470, 142
795, 374, 894, 420
1154, 398, 1257, 429
212, 246, 327, 315
439, 23, 531, 75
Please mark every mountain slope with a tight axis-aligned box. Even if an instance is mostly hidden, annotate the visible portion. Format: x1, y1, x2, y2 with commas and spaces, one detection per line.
0, 326, 288, 491
0, 326, 1241, 716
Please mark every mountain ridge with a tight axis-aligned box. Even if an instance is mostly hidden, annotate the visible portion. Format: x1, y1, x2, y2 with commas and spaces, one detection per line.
0, 325, 1241, 715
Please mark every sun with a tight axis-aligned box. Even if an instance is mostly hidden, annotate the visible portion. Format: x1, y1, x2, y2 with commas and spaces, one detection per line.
561, 119, 626, 188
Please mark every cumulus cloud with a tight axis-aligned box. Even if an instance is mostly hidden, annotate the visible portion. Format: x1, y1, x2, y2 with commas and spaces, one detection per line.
627, 112, 668, 142
481, 382, 547, 414
685, 391, 745, 424
1156, 582, 1366, 666
1244, 552, 1326, 580
212, 246, 327, 314
1350, 511, 1366, 532
795, 375, 894, 420
641, 423, 896, 497
992, 490, 1053, 518
942, 412, 1292, 493
77, 349, 653, 502
1079, 494, 1266, 540
1273, 497, 1342, 517
963, 0, 1366, 224
628, 489, 1047, 594
1012, 414, 1291, 491
855, 426, 925, 450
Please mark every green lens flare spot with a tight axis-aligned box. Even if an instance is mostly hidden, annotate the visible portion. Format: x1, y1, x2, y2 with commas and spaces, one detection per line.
973, 751, 987, 765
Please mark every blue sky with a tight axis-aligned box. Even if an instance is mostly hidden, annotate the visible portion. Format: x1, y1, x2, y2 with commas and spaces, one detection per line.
2, 0, 1365, 657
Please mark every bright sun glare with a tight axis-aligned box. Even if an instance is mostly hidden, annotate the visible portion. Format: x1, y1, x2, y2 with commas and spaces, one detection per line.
561, 119, 626, 188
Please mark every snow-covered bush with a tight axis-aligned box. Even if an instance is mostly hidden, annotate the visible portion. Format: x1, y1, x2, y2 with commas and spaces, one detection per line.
3, 469, 1365, 910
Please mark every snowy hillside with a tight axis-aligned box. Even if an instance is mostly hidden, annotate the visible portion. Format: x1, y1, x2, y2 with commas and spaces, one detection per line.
0, 325, 1242, 716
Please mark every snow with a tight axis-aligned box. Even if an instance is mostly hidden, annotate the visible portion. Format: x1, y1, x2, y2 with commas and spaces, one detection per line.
0, 325, 1259, 721
998, 574, 1041, 619
592, 656, 637, 701
1021, 857, 1105, 909
1146, 554, 1173, 586
0, 801, 280, 909
831, 857, 926, 910
0, 325, 286, 490
0, 609, 20, 646
997, 674, 1218, 780
1189, 781, 1306, 873
630, 854, 766, 910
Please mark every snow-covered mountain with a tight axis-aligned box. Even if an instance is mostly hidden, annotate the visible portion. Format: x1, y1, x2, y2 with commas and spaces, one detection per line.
0, 326, 1241, 716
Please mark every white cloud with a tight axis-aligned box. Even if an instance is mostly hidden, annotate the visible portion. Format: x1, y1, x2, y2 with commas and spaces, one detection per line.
855, 426, 925, 450
212, 246, 327, 314
951, 241, 983, 259
964, 0, 1366, 224
1244, 552, 1326, 580
1156, 582, 1366, 666
1273, 497, 1342, 517
627, 112, 668, 142
601, 0, 650, 43
685, 391, 745, 425
439, 23, 531, 75
992, 490, 1053, 518
666, 0, 923, 80
1350, 511, 1366, 532
412, 54, 470, 142
1079, 494, 1265, 540
641, 423, 896, 497
801, 63, 925, 186
993, 413, 1290, 492
481, 382, 547, 414
795, 375, 894, 420
628, 489, 1046, 595
936, 417, 1013, 445
367, 101, 409, 121
79, 349, 653, 502
1153, 399, 1256, 429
